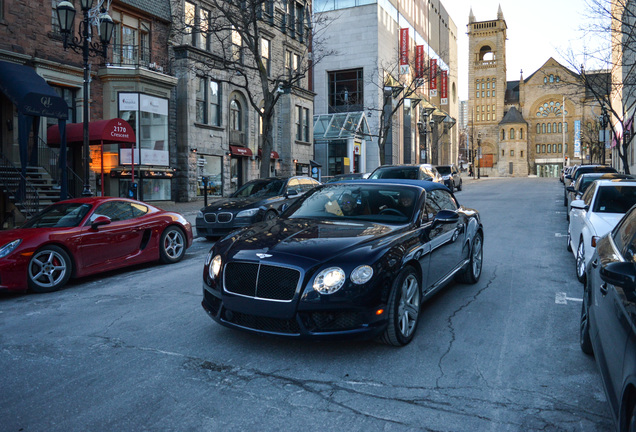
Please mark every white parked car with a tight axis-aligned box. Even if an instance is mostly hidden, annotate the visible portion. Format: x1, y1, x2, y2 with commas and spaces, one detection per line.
568, 179, 636, 282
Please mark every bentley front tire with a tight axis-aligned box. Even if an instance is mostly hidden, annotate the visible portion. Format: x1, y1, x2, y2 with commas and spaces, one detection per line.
456, 232, 483, 284
379, 266, 421, 347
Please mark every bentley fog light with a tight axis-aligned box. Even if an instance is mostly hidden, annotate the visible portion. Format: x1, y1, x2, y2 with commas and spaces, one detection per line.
0, 239, 21, 258
350, 265, 373, 284
313, 267, 345, 294
209, 255, 222, 279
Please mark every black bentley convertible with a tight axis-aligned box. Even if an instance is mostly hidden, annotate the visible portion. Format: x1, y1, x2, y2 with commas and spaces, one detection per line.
201, 180, 483, 346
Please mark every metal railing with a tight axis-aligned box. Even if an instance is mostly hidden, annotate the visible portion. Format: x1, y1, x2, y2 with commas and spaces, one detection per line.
0, 153, 40, 219
37, 138, 84, 198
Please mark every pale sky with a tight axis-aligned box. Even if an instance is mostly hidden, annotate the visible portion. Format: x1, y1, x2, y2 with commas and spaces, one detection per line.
447, 0, 591, 101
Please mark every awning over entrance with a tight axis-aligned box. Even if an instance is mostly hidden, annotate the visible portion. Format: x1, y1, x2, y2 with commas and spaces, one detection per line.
257, 149, 280, 159
47, 118, 136, 146
0, 60, 68, 119
229, 145, 253, 157
313, 111, 370, 140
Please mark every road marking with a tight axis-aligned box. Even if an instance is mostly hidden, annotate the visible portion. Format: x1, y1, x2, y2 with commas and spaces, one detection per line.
555, 292, 583, 304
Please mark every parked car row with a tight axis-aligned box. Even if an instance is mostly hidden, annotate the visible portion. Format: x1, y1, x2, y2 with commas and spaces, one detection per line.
562, 164, 636, 431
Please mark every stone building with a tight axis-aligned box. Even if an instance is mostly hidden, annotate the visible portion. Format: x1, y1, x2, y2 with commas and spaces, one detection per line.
467, 7, 608, 177
169, 0, 315, 201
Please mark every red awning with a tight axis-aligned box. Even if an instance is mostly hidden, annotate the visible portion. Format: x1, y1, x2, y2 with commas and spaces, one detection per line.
47, 118, 136, 146
257, 148, 280, 159
229, 145, 253, 157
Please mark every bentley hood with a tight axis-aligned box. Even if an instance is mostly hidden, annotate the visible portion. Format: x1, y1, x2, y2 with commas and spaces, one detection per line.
201, 196, 276, 212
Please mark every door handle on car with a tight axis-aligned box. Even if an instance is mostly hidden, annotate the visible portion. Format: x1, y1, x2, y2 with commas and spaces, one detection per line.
600, 283, 608, 296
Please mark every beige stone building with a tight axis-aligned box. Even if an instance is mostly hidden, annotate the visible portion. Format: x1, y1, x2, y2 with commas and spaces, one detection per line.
467, 7, 609, 177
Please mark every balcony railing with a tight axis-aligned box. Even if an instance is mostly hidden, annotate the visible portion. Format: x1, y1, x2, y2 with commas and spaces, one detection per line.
110, 45, 168, 73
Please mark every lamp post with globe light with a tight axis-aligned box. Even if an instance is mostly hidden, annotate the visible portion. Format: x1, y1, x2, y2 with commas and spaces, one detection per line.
56, 0, 114, 197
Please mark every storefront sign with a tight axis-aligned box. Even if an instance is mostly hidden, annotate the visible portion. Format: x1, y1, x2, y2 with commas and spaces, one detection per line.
399, 28, 410, 75
119, 93, 139, 111
574, 120, 581, 158
430, 59, 437, 97
441, 70, 448, 105
415, 46, 424, 79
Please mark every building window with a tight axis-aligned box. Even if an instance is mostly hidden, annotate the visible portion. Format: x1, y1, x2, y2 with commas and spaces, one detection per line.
184, 1, 196, 46
542, 123, 546, 134
564, 122, 568, 132
261, 38, 271, 76
487, 91, 490, 97
558, 143, 562, 153
502, 149, 505, 156
200, 8, 210, 50
492, 90, 496, 97
328, 68, 363, 113
547, 144, 551, 153
196, 76, 207, 123
492, 80, 496, 88
111, 10, 151, 66
295, 105, 302, 140
550, 74, 554, 82
487, 82, 490, 89
51, 0, 65, 34
482, 91, 484, 98
492, 104, 495, 112
476, 92, 480, 98
232, 27, 243, 64
520, 151, 524, 157
520, 128, 523, 139
536, 123, 541, 134
285, 50, 299, 77
501, 129, 505, 140
477, 83, 480, 90
553, 122, 557, 133
510, 150, 514, 156
510, 128, 515, 139
547, 123, 552, 133
230, 99, 242, 131
487, 113, 490, 121
558, 122, 563, 133
553, 144, 557, 153
542, 144, 546, 153
209, 80, 221, 127
477, 106, 480, 112
303, 107, 310, 142
536, 144, 541, 153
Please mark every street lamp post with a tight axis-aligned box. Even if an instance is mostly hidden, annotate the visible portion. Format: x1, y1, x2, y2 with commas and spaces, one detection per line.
599, 106, 609, 165
56, 0, 114, 197
477, 131, 482, 179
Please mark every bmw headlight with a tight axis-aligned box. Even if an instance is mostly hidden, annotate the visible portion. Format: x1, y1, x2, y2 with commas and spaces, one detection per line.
313, 267, 345, 294
0, 239, 21, 259
236, 208, 259, 218
209, 255, 222, 279
350, 265, 373, 284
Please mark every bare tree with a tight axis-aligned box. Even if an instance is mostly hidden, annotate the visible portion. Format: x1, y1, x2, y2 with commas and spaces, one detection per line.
565, 0, 636, 173
170, 0, 334, 178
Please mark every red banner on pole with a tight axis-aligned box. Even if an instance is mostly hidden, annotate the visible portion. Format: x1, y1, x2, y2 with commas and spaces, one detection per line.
441, 70, 448, 104
399, 28, 409, 75
415, 45, 424, 78
429, 59, 437, 97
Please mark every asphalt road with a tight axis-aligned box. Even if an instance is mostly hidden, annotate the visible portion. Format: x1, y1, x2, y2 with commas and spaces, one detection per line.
0, 177, 614, 431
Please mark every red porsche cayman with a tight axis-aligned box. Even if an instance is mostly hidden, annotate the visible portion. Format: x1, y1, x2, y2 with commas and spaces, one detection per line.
0, 197, 193, 293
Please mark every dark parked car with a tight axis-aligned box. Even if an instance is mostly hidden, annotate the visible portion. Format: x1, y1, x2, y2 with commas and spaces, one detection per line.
368, 164, 444, 184
201, 179, 483, 346
436, 164, 462, 192
0, 197, 193, 293
325, 173, 368, 183
196, 176, 320, 240
580, 204, 636, 431
564, 165, 617, 206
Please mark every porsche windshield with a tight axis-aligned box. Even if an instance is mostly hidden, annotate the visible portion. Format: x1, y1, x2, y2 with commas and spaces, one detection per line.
22, 203, 92, 228
289, 184, 419, 223
232, 179, 285, 198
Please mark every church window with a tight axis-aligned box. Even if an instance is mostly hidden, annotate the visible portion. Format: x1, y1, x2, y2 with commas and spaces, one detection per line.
553, 122, 557, 133
558, 143, 562, 153
510, 128, 515, 139
520, 128, 524, 139
476, 91, 480, 98
536, 124, 541, 134
544, 77, 548, 84
550, 74, 554, 82
501, 129, 505, 140
547, 144, 551, 153
487, 91, 490, 97
556, 76, 560, 82
502, 150, 505, 156
553, 144, 557, 153
520, 151, 524, 157
510, 150, 514, 156
558, 122, 562, 133
536, 144, 541, 153
548, 123, 552, 133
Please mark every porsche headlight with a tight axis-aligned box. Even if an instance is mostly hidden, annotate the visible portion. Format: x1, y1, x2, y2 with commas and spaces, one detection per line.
236, 208, 259, 218
209, 255, 222, 279
313, 267, 345, 294
350, 265, 373, 284
0, 239, 21, 258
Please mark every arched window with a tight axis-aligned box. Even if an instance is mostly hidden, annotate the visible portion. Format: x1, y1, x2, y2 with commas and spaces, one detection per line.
553, 122, 557, 133
544, 77, 547, 84
553, 144, 558, 153
542, 123, 546, 134
547, 123, 552, 133
536, 144, 541, 153
520, 128, 524, 139
492, 80, 496, 88
230, 99, 242, 131
550, 74, 554, 82
501, 129, 505, 140
542, 144, 546, 153
547, 144, 551, 153
510, 128, 515, 139
564, 122, 568, 132
502, 149, 505, 156
477, 83, 480, 90
536, 123, 541, 134
558, 122, 562, 133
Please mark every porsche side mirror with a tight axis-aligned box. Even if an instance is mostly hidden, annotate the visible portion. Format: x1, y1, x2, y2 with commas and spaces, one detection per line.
600, 261, 636, 292
570, 199, 588, 211
91, 215, 111, 230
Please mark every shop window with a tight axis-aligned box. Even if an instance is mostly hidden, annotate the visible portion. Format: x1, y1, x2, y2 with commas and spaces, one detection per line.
198, 155, 223, 197
328, 68, 363, 113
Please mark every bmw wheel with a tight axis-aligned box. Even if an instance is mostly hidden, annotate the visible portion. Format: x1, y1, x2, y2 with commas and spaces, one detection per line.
580, 281, 593, 354
160, 226, 186, 264
28, 245, 72, 293
576, 240, 586, 283
379, 266, 421, 346
456, 232, 483, 284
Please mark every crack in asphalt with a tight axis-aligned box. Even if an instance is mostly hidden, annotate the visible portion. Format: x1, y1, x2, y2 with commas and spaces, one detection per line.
85, 334, 610, 430
436, 266, 499, 389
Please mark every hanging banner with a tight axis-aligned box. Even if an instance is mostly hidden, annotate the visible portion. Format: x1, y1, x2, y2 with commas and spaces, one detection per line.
574, 120, 581, 158
399, 28, 410, 75
441, 70, 448, 104
430, 59, 438, 97
415, 45, 424, 78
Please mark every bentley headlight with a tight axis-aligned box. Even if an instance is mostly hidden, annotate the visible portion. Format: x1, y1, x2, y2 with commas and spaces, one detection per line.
205, 249, 214, 265
197, 210, 204, 218
313, 267, 345, 294
0, 239, 21, 258
209, 255, 222, 279
236, 208, 259, 218
350, 265, 373, 284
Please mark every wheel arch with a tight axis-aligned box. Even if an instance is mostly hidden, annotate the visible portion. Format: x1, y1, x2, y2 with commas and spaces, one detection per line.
620, 378, 636, 431
33, 242, 77, 278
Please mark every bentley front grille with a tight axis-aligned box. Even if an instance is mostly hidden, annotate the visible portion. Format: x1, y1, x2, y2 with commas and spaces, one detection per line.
224, 262, 300, 301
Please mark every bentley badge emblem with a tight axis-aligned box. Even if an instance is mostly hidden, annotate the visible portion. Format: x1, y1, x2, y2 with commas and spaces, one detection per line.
256, 253, 272, 259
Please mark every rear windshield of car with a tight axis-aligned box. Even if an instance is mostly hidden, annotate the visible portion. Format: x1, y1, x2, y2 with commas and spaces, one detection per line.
22, 203, 92, 228
232, 179, 285, 198
593, 185, 636, 213
369, 167, 419, 180
574, 166, 617, 180
436, 166, 451, 175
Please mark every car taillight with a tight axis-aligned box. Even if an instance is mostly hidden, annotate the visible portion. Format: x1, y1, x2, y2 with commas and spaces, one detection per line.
591, 236, 599, 247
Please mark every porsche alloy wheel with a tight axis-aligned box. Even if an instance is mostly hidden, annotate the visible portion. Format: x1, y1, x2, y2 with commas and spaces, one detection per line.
160, 227, 186, 264
380, 267, 421, 346
576, 240, 586, 283
28, 246, 72, 293
456, 232, 483, 284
